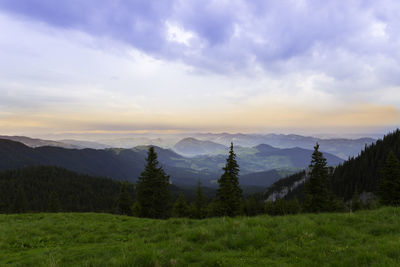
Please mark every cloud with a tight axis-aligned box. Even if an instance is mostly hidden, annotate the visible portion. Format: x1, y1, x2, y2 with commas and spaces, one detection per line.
0, 1, 399, 135
1, 0, 400, 76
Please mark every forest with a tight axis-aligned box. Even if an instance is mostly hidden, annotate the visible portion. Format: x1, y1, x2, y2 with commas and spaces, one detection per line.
1, 130, 400, 219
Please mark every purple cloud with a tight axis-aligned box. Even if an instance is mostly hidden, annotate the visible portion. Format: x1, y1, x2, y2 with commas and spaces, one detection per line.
1, 0, 400, 82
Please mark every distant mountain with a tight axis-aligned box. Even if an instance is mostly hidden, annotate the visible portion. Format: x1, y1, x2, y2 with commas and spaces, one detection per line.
58, 139, 110, 149
193, 133, 375, 159
97, 137, 175, 148
173, 137, 227, 156
0, 139, 216, 186
0, 138, 343, 188
186, 144, 343, 174
20, 132, 376, 159
0, 135, 80, 149
253, 144, 343, 169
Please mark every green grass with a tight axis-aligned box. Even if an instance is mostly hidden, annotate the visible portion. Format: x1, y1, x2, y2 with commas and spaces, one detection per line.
1, 208, 400, 266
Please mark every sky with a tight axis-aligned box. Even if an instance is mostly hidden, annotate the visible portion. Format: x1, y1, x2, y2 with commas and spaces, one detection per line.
0, 0, 399, 137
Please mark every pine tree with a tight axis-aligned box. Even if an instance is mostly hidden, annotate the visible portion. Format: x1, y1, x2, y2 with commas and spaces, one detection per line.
379, 151, 400, 206
117, 182, 132, 215
12, 185, 28, 213
215, 143, 242, 217
264, 200, 275, 215
131, 201, 141, 217
172, 195, 189, 217
351, 188, 362, 212
48, 191, 61, 212
192, 180, 206, 219
304, 143, 330, 212
136, 146, 171, 219
0, 198, 6, 214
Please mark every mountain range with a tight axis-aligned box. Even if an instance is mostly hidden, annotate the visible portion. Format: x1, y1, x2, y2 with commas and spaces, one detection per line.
0, 137, 344, 187
192, 133, 375, 159
0, 133, 375, 159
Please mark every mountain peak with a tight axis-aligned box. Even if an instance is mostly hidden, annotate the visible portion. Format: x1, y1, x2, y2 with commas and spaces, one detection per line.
173, 137, 227, 157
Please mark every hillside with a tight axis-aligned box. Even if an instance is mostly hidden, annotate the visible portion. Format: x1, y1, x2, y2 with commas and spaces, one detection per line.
263, 130, 400, 202
264, 171, 307, 201
58, 139, 110, 149
173, 137, 227, 156
1, 208, 399, 266
331, 129, 400, 200
0, 135, 80, 149
239, 169, 282, 187
0, 166, 134, 213
0, 138, 343, 188
0, 139, 215, 186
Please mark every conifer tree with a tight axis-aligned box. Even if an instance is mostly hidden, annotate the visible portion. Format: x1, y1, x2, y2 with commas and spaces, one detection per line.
379, 151, 400, 206
131, 201, 141, 217
172, 194, 189, 217
117, 182, 132, 215
48, 191, 61, 212
136, 146, 171, 219
215, 143, 242, 217
192, 180, 206, 219
351, 188, 362, 212
304, 143, 330, 212
12, 185, 28, 213
0, 197, 6, 214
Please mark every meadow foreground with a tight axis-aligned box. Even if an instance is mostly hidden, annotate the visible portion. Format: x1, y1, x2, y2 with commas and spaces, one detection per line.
1, 207, 400, 266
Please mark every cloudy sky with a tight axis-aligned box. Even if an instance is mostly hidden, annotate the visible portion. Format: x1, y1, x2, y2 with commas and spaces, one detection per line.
0, 0, 399, 136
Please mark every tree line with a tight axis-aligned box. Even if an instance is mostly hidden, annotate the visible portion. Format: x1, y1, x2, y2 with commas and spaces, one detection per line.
1, 134, 400, 218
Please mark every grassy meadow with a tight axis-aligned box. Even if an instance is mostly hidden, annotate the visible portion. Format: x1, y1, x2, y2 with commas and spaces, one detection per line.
1, 207, 400, 266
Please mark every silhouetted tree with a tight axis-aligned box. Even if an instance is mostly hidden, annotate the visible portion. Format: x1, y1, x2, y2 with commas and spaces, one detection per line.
243, 197, 265, 216
117, 182, 133, 215
0, 198, 6, 214
379, 151, 400, 206
215, 143, 242, 216
48, 191, 61, 212
191, 180, 206, 219
12, 185, 28, 213
173, 194, 189, 217
304, 143, 330, 212
131, 201, 141, 217
136, 147, 171, 219
351, 188, 362, 212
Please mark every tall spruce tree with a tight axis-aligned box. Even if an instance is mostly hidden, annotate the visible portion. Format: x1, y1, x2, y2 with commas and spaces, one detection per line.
12, 185, 28, 213
136, 146, 171, 219
48, 191, 61, 212
379, 151, 400, 206
215, 142, 242, 216
192, 180, 206, 219
117, 182, 133, 215
304, 143, 330, 212
172, 194, 189, 217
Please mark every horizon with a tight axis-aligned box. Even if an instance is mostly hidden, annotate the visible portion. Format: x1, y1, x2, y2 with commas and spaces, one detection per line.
0, 130, 387, 142
1, 1, 400, 135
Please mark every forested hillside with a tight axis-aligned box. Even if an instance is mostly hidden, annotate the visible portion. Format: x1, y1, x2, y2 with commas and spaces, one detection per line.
331, 129, 400, 199
0, 166, 134, 213
264, 130, 400, 203
0, 139, 215, 185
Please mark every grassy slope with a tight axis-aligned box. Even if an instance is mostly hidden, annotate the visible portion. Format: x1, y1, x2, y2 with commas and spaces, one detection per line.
1, 208, 400, 266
